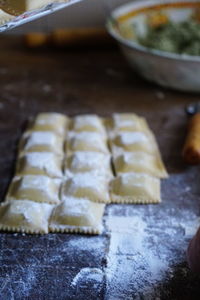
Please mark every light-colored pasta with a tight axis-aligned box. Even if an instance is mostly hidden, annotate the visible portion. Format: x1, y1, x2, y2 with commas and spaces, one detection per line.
71, 114, 106, 135
64, 151, 112, 176
107, 113, 150, 132
20, 131, 64, 155
110, 131, 158, 155
110, 173, 161, 204
66, 132, 109, 154
0, 200, 53, 234
49, 197, 105, 234
7, 175, 60, 204
113, 152, 168, 178
61, 172, 110, 203
29, 112, 68, 137
16, 152, 63, 178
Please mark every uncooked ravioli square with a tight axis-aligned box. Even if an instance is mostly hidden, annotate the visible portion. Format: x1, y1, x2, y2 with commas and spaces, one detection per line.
61, 172, 110, 203
110, 173, 161, 204
65, 151, 112, 176
113, 152, 168, 178
7, 175, 60, 204
71, 114, 106, 135
111, 131, 157, 154
20, 131, 64, 155
110, 113, 150, 132
66, 132, 109, 154
16, 152, 63, 178
29, 112, 68, 137
0, 200, 53, 234
49, 197, 105, 234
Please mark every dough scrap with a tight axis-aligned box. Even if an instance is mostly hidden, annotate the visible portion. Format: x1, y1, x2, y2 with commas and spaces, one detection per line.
16, 152, 63, 178
49, 197, 105, 234
7, 175, 61, 204
61, 172, 110, 203
113, 152, 168, 178
110, 173, 161, 204
0, 200, 53, 234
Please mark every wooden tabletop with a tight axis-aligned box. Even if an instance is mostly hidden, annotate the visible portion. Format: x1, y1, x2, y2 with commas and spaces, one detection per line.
0, 36, 200, 300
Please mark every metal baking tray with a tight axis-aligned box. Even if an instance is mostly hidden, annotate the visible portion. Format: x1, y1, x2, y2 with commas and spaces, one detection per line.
0, 0, 83, 32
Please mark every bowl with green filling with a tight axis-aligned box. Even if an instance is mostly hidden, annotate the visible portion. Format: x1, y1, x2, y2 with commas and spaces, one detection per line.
107, 0, 200, 92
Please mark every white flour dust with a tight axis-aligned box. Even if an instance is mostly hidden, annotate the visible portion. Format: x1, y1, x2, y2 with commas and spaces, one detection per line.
104, 205, 200, 300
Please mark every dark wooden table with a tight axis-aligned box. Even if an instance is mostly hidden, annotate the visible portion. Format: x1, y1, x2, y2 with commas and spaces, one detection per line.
0, 37, 200, 300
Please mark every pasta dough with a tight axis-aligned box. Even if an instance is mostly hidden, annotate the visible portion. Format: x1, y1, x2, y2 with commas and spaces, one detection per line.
16, 152, 63, 178
49, 197, 105, 234
7, 175, 60, 204
108, 113, 150, 132
20, 131, 64, 155
0, 200, 53, 234
65, 151, 112, 176
110, 173, 161, 204
61, 173, 110, 203
66, 132, 109, 154
113, 152, 168, 178
111, 131, 157, 155
70, 114, 106, 135
29, 113, 68, 137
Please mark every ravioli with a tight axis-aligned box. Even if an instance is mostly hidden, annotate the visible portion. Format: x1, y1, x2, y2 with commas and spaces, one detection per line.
0, 200, 53, 234
113, 152, 168, 178
49, 197, 105, 234
61, 172, 110, 203
16, 152, 63, 178
7, 175, 60, 204
110, 173, 161, 204
65, 151, 112, 176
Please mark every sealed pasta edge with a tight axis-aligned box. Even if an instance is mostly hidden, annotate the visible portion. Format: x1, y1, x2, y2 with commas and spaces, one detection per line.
0, 224, 49, 234
49, 225, 103, 235
110, 194, 161, 204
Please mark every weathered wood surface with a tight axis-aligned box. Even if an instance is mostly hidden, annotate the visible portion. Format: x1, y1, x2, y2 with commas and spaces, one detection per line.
0, 37, 200, 300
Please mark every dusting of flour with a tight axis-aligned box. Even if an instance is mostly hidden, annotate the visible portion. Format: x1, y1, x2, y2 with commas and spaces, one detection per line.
104, 204, 200, 300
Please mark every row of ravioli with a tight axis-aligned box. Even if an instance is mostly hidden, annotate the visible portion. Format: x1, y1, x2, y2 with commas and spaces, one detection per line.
107, 113, 168, 204
0, 112, 168, 234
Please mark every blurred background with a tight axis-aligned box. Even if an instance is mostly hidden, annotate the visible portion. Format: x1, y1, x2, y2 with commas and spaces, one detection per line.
9, 0, 130, 34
